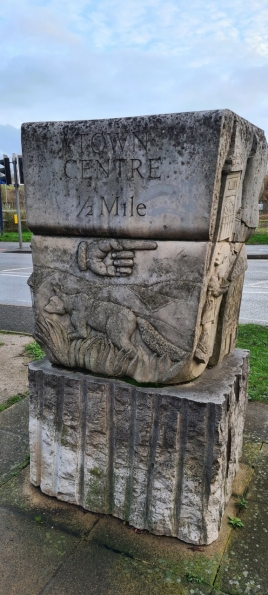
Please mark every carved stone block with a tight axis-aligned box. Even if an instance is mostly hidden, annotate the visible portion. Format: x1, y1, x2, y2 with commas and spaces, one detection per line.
29, 349, 249, 545
22, 110, 267, 242
23, 110, 267, 382
28, 236, 247, 384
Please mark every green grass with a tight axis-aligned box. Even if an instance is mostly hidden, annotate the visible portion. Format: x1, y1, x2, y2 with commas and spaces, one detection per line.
0, 231, 32, 242
0, 391, 29, 413
25, 341, 45, 361
247, 233, 268, 244
237, 324, 268, 401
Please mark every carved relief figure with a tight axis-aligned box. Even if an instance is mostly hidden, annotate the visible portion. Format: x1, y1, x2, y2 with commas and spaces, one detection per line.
77, 239, 157, 276
195, 243, 233, 364
44, 285, 186, 362
218, 172, 241, 241
195, 242, 247, 366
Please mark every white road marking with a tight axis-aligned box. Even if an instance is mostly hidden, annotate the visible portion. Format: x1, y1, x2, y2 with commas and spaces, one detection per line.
0, 267, 32, 272
244, 280, 268, 287
0, 273, 30, 278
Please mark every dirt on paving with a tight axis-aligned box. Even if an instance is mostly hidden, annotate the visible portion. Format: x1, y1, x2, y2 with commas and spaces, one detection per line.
0, 333, 33, 405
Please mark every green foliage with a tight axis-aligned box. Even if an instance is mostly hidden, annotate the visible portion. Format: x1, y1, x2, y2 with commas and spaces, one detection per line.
34, 515, 42, 523
0, 391, 29, 413
247, 233, 268, 244
0, 231, 32, 242
237, 324, 268, 401
228, 516, 244, 529
236, 496, 248, 509
185, 572, 204, 584
25, 341, 45, 361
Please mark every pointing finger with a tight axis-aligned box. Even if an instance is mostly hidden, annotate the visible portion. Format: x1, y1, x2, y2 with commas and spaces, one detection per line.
121, 240, 157, 251
112, 251, 134, 259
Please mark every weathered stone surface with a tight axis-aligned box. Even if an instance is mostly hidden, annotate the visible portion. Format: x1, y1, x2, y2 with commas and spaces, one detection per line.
28, 236, 247, 383
23, 110, 267, 382
22, 111, 267, 242
29, 349, 249, 545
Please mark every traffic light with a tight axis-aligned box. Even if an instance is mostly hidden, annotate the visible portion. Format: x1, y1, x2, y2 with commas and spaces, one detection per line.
18, 156, 24, 185
0, 155, 11, 185
13, 154, 24, 185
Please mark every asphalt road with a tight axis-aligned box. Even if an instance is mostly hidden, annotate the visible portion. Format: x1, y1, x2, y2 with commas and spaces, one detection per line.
240, 259, 268, 325
0, 250, 267, 332
0, 252, 32, 306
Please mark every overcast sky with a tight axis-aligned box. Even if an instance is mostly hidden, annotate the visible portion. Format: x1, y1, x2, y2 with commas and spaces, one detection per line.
1, 0, 268, 155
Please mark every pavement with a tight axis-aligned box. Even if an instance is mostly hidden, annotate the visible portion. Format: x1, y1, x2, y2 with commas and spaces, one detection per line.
0, 242, 268, 257
0, 242, 31, 253
0, 333, 268, 595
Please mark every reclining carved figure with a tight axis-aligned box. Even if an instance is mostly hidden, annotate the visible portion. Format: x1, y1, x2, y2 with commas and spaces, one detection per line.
44, 286, 186, 362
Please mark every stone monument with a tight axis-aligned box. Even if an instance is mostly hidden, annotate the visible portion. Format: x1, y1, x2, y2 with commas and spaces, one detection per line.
22, 110, 267, 544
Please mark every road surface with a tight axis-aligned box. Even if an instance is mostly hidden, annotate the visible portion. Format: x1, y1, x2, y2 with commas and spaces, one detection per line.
0, 251, 267, 328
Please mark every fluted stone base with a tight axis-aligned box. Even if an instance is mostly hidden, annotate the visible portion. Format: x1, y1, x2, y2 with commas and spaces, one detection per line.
28, 349, 249, 545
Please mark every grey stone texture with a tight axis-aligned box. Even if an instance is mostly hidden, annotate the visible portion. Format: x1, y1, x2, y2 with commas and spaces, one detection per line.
29, 236, 247, 384
28, 349, 249, 545
22, 110, 267, 241
23, 110, 267, 383
22, 110, 265, 544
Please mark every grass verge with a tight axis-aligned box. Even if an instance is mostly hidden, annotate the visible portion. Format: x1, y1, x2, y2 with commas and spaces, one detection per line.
0, 231, 32, 242
0, 391, 29, 413
237, 324, 268, 401
25, 341, 45, 361
247, 233, 268, 244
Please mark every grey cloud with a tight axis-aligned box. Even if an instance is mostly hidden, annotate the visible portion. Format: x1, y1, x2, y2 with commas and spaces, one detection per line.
0, 125, 21, 156
0, 48, 268, 142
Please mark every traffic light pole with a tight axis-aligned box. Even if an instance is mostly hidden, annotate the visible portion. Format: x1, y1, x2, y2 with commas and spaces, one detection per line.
13, 157, 23, 249
0, 185, 3, 236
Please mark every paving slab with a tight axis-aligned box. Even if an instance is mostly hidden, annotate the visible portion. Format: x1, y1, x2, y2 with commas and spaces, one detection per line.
87, 496, 241, 587
243, 402, 268, 443
214, 501, 268, 595
0, 466, 100, 538
246, 443, 268, 503
40, 538, 216, 595
0, 508, 79, 595
0, 397, 29, 486
0, 333, 33, 404
0, 395, 29, 432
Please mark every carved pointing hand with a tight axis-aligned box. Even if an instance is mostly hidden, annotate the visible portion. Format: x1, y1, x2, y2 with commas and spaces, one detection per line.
78, 239, 157, 277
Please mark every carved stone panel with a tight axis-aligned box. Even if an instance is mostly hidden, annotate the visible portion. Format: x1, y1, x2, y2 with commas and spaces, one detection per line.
22, 110, 267, 242
29, 236, 247, 384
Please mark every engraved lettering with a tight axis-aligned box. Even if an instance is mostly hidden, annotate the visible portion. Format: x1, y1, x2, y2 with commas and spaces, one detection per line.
82, 160, 92, 179
91, 133, 106, 153
100, 196, 119, 216
80, 134, 88, 158
130, 196, 133, 216
78, 198, 94, 217
86, 204, 93, 216
133, 131, 148, 151
116, 158, 127, 177
136, 203, 146, 216
149, 157, 161, 179
97, 159, 110, 178
65, 159, 77, 179
131, 159, 144, 179
122, 203, 127, 216
107, 133, 127, 153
